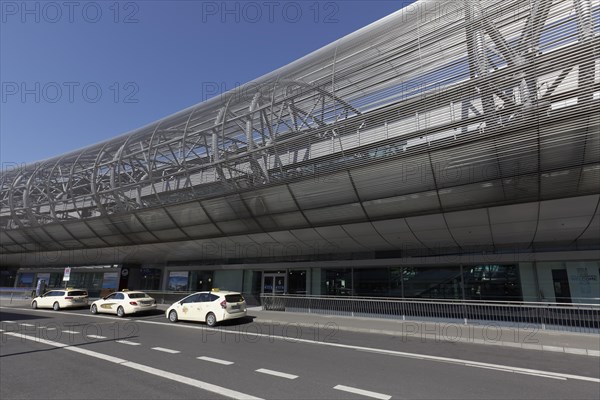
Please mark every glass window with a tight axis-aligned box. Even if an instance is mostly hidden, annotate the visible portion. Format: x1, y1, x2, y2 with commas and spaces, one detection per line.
209, 293, 220, 301
128, 293, 148, 299
190, 271, 213, 292
323, 268, 353, 296
140, 268, 161, 291
199, 293, 212, 302
114, 293, 125, 300
288, 270, 307, 295
167, 271, 189, 291
225, 294, 244, 303
17, 273, 34, 288
353, 268, 390, 297
463, 265, 522, 301
181, 294, 200, 304
67, 291, 88, 297
403, 266, 462, 299
105, 293, 117, 300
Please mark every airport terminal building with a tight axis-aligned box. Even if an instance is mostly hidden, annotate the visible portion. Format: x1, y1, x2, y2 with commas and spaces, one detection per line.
1, 0, 599, 304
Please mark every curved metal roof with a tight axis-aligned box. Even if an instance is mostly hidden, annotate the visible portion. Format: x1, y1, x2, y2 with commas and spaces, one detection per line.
1, 0, 599, 262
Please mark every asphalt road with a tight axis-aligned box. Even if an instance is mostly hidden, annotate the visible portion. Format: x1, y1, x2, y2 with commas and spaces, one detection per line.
1, 307, 599, 400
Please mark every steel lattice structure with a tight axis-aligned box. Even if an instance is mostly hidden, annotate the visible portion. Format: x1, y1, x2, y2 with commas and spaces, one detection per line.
1, 0, 599, 263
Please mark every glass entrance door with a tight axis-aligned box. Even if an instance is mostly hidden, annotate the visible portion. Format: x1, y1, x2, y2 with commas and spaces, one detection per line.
263, 273, 286, 295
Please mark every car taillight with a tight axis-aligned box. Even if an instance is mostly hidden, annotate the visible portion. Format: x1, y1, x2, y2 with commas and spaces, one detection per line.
65, 296, 73, 300
220, 300, 227, 309
129, 301, 138, 305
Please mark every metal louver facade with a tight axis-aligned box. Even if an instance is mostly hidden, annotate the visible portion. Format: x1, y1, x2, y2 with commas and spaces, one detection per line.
1, 0, 599, 266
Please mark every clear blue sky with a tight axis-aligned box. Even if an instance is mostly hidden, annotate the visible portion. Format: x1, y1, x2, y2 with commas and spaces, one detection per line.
1, 1, 411, 166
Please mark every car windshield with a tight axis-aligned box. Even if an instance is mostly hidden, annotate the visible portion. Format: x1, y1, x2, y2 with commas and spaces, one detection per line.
128, 293, 148, 299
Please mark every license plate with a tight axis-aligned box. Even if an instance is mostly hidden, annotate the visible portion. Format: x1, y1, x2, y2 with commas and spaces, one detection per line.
231, 304, 240, 310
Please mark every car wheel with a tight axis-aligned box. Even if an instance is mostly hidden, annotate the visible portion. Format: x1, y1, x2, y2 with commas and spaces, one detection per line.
53, 302, 60, 311
31, 301, 37, 309
91, 304, 98, 314
168, 310, 178, 323
206, 312, 217, 327
117, 306, 125, 318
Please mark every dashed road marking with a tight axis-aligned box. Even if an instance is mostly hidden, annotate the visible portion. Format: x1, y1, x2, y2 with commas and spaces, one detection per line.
115, 340, 141, 346
86, 335, 107, 339
62, 330, 78, 334
20, 323, 35, 327
3, 331, 264, 400
152, 347, 180, 354
255, 368, 298, 380
197, 356, 234, 365
334, 385, 391, 400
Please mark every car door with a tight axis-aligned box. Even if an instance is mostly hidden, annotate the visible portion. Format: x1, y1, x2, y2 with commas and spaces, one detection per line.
196, 293, 217, 321
38, 291, 56, 308
98, 293, 120, 314
177, 293, 201, 321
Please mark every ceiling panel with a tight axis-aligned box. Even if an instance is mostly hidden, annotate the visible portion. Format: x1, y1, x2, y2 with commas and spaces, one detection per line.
439, 182, 504, 210
341, 222, 394, 250
289, 171, 358, 209
371, 218, 425, 248
351, 154, 435, 201
304, 204, 365, 225
202, 198, 237, 222
242, 186, 298, 215
363, 191, 440, 219
405, 214, 456, 247
43, 224, 75, 242
539, 195, 599, 219
534, 216, 591, 243
166, 202, 211, 227
217, 219, 261, 235
136, 208, 176, 231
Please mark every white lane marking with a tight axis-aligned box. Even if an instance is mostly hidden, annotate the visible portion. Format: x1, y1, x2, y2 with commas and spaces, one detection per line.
356, 348, 599, 383
197, 356, 234, 365
115, 340, 140, 346
0, 306, 131, 320
255, 368, 298, 380
464, 364, 566, 380
20, 323, 35, 327
62, 330, 78, 334
334, 385, 391, 400
3, 331, 264, 400
4, 306, 598, 383
152, 347, 180, 354
140, 319, 600, 383
86, 335, 107, 339
46, 328, 56, 331
0, 329, 4, 332
1, 321, 17, 323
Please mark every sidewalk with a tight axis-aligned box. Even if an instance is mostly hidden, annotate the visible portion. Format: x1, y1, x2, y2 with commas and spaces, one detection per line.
2, 297, 598, 356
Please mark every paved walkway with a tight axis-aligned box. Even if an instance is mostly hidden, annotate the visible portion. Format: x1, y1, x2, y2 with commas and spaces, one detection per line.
2, 297, 598, 356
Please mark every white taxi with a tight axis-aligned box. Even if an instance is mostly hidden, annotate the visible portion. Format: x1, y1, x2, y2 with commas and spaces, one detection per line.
90, 290, 157, 317
31, 289, 89, 311
166, 290, 247, 327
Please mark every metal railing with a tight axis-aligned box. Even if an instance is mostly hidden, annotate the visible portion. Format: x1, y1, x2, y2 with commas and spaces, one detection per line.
0, 287, 34, 302
260, 294, 600, 334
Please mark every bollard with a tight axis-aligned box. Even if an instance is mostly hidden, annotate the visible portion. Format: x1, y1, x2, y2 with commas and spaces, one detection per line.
10, 292, 13, 304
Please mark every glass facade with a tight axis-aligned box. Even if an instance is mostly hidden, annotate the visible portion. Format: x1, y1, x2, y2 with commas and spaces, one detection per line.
314, 265, 523, 301
13, 260, 598, 304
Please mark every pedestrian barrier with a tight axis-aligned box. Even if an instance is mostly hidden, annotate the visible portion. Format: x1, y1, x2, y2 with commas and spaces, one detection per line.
260, 294, 600, 334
